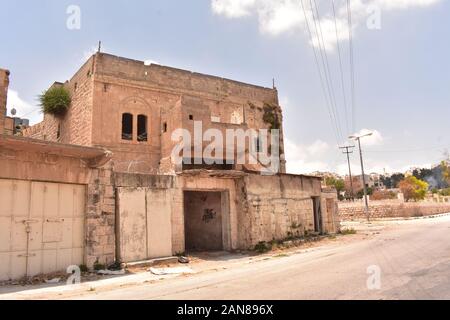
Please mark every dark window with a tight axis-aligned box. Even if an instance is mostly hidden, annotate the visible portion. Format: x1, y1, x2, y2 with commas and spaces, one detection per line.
137, 115, 148, 142
189, 114, 194, 120
163, 122, 167, 133
122, 113, 133, 140
182, 158, 233, 171
57, 124, 61, 140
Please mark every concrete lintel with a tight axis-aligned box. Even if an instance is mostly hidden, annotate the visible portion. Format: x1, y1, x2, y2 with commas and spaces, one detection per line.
178, 169, 248, 179
0, 134, 112, 163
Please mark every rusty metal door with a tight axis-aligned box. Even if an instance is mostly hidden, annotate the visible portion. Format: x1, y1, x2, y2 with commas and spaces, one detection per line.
0, 179, 85, 281
117, 187, 172, 263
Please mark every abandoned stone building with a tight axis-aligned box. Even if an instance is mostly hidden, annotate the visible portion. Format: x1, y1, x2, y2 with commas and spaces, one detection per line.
0, 53, 340, 281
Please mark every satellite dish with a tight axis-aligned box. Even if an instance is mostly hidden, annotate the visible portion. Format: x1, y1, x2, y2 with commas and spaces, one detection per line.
10, 108, 17, 116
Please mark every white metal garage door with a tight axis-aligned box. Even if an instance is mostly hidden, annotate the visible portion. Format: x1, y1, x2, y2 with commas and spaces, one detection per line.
117, 187, 172, 263
0, 179, 85, 281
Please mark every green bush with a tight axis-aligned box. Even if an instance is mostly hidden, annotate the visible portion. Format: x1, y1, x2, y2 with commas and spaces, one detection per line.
79, 264, 89, 273
254, 241, 272, 254
93, 261, 105, 271
339, 228, 357, 235
262, 103, 280, 130
39, 86, 71, 116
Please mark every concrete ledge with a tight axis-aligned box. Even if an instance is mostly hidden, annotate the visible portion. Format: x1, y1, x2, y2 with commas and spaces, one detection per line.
124, 257, 179, 268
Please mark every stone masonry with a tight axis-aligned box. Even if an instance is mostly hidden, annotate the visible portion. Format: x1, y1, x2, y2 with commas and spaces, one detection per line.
339, 200, 450, 220
0, 69, 10, 135
23, 53, 287, 175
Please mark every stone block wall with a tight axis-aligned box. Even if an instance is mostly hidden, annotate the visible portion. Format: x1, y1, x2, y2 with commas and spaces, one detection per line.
240, 174, 339, 248
0, 69, 10, 135
339, 200, 450, 220
85, 163, 116, 268
23, 56, 95, 146
23, 52, 287, 175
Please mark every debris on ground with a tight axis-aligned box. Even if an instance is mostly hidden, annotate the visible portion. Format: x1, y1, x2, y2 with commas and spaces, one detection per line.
148, 267, 195, 275
178, 256, 190, 264
97, 269, 126, 276
44, 278, 61, 284
107, 261, 123, 271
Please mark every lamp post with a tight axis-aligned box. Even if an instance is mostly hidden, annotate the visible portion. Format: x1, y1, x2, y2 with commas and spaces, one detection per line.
349, 132, 373, 222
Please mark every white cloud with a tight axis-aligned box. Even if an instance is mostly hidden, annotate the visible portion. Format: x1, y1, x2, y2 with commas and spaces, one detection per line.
211, 0, 257, 18
306, 139, 329, 155
285, 138, 331, 174
6, 89, 42, 125
257, 0, 305, 36
377, 0, 442, 10
211, 0, 443, 51
349, 128, 383, 146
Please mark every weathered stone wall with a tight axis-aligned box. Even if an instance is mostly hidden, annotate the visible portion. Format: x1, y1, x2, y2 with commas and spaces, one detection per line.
339, 200, 450, 220
95, 53, 278, 104
175, 172, 242, 253
0, 137, 115, 269
240, 174, 339, 248
23, 52, 286, 175
0, 69, 10, 135
22, 114, 59, 141
321, 189, 341, 233
23, 56, 95, 145
99, 171, 340, 260
85, 162, 116, 267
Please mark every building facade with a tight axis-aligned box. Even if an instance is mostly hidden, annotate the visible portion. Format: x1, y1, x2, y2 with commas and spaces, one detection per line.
0, 54, 340, 280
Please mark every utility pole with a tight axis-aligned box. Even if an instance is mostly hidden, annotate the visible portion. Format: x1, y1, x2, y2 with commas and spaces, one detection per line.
340, 145, 355, 201
349, 132, 373, 222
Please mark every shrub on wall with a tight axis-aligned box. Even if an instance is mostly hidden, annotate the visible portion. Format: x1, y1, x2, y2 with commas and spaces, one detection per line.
39, 86, 71, 116
262, 102, 281, 130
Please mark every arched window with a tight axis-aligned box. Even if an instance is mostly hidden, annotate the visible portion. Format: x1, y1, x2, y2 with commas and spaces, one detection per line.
137, 114, 148, 142
122, 113, 133, 141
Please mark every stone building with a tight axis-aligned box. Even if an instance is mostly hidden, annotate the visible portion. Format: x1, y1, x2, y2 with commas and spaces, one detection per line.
0, 53, 340, 280
0, 69, 10, 135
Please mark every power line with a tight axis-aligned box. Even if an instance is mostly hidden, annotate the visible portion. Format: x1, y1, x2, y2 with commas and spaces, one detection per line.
346, 0, 356, 133
332, 0, 350, 137
309, 0, 345, 145
300, 0, 341, 147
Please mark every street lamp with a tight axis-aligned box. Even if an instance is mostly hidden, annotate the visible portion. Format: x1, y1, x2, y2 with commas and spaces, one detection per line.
349, 132, 373, 222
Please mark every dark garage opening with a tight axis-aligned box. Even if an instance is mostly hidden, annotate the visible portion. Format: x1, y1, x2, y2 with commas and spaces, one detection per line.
184, 191, 224, 252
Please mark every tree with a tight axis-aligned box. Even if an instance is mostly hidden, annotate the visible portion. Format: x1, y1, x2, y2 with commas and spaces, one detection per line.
356, 187, 373, 199
380, 173, 405, 189
442, 161, 450, 185
398, 176, 428, 202
391, 173, 405, 188
412, 168, 433, 181
325, 177, 345, 200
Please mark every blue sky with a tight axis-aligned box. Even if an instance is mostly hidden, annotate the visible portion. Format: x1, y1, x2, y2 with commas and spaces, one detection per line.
1, 0, 449, 175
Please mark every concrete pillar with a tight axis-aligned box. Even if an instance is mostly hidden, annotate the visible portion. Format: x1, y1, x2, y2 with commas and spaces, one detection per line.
0, 69, 10, 135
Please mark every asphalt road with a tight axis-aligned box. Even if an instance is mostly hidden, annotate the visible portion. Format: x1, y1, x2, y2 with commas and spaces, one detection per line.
72, 215, 450, 300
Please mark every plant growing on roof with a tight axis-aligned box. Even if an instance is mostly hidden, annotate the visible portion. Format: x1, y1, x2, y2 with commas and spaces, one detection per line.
39, 86, 71, 116
262, 102, 280, 130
